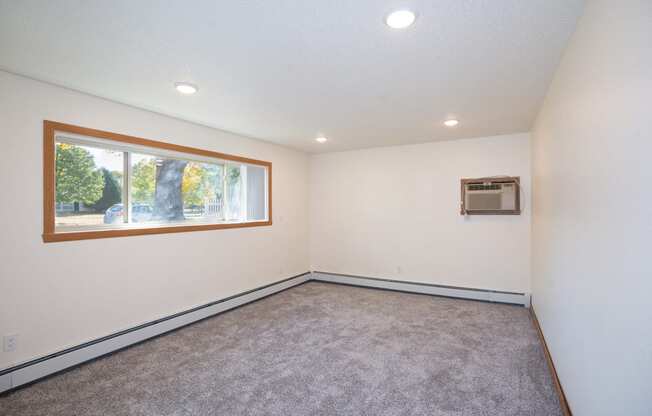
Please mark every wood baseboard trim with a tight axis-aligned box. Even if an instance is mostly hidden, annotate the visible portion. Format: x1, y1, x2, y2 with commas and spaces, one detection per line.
529, 306, 572, 416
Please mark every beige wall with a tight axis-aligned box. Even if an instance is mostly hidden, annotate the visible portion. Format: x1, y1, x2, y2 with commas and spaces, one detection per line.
0, 71, 310, 369
531, 1, 652, 414
310, 133, 531, 293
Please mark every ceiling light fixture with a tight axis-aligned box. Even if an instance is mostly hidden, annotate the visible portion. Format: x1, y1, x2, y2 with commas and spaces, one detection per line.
315, 136, 328, 143
444, 119, 459, 127
174, 82, 198, 95
385, 10, 416, 29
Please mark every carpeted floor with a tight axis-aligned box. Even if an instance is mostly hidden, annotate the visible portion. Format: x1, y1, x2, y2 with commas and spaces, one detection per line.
0, 282, 561, 416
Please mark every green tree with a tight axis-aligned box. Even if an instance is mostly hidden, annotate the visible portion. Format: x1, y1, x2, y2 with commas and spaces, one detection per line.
131, 158, 156, 204
90, 168, 122, 212
55, 143, 103, 205
203, 164, 223, 201
226, 165, 242, 217
182, 162, 208, 207
111, 170, 123, 184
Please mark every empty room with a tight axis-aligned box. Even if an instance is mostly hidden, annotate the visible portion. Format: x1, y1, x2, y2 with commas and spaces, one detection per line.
0, 1, 650, 415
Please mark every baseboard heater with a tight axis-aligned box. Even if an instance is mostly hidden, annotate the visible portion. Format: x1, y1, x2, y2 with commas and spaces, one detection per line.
0, 272, 311, 394
311, 271, 530, 306
1, 270, 529, 394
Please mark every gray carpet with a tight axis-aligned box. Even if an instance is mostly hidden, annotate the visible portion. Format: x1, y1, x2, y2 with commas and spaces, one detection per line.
0, 282, 561, 415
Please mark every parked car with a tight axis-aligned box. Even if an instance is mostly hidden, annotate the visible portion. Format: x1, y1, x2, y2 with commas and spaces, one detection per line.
104, 204, 153, 224
132, 204, 153, 222
103, 204, 124, 224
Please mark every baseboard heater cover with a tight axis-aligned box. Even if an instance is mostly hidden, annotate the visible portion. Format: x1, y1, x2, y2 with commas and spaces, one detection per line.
311, 271, 530, 306
1, 271, 528, 394
0, 272, 310, 394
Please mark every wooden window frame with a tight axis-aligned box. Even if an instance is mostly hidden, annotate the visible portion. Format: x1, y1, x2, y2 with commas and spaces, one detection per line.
43, 121, 272, 243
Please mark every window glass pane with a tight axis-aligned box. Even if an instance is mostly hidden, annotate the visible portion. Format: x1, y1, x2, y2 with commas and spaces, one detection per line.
226, 164, 244, 221
182, 161, 224, 221
52, 133, 268, 236
130, 153, 225, 225
55, 142, 123, 229
129, 153, 157, 223
247, 165, 266, 221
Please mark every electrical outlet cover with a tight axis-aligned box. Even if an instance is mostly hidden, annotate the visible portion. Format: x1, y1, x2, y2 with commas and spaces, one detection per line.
3, 334, 17, 352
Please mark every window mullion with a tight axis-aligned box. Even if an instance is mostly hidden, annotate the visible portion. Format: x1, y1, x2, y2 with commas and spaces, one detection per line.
123, 151, 131, 224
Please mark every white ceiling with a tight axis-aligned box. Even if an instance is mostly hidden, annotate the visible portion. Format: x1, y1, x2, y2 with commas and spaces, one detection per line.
0, 0, 584, 153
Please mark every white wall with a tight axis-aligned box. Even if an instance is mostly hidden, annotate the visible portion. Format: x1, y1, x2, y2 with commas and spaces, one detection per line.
0, 71, 310, 370
310, 133, 531, 293
531, 1, 652, 415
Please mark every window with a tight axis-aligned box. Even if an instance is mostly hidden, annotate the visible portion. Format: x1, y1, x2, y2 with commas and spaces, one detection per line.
43, 121, 271, 242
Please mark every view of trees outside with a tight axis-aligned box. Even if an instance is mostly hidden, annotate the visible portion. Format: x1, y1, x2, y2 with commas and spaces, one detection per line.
55, 143, 123, 227
55, 143, 239, 228
91, 168, 123, 212
131, 156, 156, 204
130, 154, 226, 222
226, 164, 243, 220
55, 143, 105, 206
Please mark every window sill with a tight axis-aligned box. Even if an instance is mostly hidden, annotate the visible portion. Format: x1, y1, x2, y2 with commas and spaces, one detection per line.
43, 220, 272, 243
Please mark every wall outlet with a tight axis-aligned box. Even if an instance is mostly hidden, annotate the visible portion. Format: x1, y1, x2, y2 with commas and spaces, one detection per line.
3, 334, 17, 352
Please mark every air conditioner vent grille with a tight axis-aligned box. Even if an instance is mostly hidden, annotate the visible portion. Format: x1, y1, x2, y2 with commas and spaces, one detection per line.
460, 176, 521, 215
468, 184, 502, 191
468, 193, 502, 210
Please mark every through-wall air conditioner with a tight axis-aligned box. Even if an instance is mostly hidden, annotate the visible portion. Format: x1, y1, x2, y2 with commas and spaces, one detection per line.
460, 177, 521, 215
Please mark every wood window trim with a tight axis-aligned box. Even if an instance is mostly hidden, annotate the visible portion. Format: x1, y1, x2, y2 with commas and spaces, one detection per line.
43, 120, 272, 243
460, 176, 521, 215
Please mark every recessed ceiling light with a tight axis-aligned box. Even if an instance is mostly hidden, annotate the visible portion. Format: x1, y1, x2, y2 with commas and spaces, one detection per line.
315, 136, 328, 143
174, 82, 198, 95
444, 119, 459, 127
386, 10, 416, 29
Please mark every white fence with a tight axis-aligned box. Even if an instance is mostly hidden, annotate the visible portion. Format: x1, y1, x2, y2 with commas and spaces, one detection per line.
55, 202, 94, 213
203, 197, 223, 217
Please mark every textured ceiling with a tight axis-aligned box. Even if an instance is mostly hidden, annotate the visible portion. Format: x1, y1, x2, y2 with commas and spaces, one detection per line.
0, 0, 584, 153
